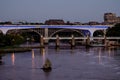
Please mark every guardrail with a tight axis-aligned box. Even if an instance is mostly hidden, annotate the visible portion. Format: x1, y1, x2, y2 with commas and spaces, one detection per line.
44, 37, 120, 40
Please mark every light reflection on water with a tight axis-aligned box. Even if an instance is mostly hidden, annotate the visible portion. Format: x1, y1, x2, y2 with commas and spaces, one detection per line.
98, 48, 102, 64
0, 46, 120, 80
11, 53, 15, 66
32, 49, 35, 68
41, 48, 46, 65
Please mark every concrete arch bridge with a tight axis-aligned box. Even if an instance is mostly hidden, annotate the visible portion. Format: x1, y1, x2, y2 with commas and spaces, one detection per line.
0, 25, 110, 44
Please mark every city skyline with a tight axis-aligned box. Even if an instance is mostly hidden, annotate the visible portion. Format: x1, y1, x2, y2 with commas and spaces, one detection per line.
0, 0, 120, 23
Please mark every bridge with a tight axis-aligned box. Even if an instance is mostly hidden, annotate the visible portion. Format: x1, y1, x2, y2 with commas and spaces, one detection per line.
0, 25, 120, 47
0, 25, 110, 36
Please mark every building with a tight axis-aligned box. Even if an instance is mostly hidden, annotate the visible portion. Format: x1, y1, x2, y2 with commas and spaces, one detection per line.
104, 13, 120, 24
45, 19, 65, 25
88, 21, 100, 25
117, 17, 120, 23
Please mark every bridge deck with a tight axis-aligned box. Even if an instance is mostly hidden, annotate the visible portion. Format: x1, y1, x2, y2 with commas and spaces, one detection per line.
0, 25, 112, 35
0, 25, 109, 29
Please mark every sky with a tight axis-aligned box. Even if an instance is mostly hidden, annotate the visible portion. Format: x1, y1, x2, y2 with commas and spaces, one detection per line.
0, 0, 120, 23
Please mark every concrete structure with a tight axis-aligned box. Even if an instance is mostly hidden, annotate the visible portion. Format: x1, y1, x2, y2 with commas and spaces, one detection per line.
0, 25, 111, 45
0, 25, 110, 36
0, 25, 120, 47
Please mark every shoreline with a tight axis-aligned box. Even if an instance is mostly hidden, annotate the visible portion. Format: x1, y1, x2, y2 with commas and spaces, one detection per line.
0, 46, 45, 53
0, 47, 32, 53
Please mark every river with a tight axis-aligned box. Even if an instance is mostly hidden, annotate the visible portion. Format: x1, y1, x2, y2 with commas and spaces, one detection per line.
0, 46, 120, 80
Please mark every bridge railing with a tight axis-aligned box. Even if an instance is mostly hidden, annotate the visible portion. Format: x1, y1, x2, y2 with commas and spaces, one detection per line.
44, 37, 120, 40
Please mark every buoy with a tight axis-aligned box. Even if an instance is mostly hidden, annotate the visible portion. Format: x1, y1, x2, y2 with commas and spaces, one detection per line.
42, 58, 52, 72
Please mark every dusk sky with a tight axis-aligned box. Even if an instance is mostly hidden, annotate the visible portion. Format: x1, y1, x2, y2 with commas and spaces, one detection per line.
0, 0, 120, 23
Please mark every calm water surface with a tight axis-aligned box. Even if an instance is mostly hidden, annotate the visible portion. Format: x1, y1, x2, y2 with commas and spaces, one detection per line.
0, 46, 120, 80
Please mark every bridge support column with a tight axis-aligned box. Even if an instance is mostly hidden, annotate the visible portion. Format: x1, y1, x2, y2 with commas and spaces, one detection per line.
104, 30, 107, 46
44, 28, 49, 44
71, 35, 75, 48
89, 29, 96, 41
104, 36, 107, 46
86, 34, 90, 47
40, 35, 44, 48
56, 35, 60, 48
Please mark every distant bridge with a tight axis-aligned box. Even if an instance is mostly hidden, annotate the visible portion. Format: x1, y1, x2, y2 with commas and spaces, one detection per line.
0, 25, 120, 47
0, 25, 111, 37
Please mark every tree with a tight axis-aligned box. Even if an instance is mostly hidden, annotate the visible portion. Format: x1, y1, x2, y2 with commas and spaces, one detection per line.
106, 23, 120, 37
0, 34, 25, 47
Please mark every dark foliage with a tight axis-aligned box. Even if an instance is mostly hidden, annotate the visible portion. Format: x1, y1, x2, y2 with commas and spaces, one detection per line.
0, 34, 24, 47
106, 23, 120, 37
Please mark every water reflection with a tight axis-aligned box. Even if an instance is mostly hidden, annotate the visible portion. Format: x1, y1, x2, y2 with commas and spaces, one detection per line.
108, 47, 111, 58
32, 49, 35, 68
41, 48, 46, 65
108, 47, 115, 60
98, 48, 102, 64
1, 46, 120, 80
11, 53, 15, 65
56, 47, 60, 52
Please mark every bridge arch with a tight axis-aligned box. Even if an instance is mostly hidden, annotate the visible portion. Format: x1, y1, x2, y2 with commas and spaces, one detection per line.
49, 29, 85, 37
93, 30, 104, 37
20, 29, 43, 42
6, 29, 43, 42
26, 29, 42, 36
6, 29, 42, 36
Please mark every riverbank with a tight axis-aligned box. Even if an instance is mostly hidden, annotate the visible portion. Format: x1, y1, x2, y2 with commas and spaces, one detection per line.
0, 45, 45, 53
0, 47, 31, 53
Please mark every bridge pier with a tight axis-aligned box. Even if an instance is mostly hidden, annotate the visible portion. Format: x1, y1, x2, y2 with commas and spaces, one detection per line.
44, 28, 49, 44
103, 30, 107, 46
71, 35, 75, 48
104, 36, 107, 46
55, 35, 60, 48
44, 39, 49, 44
86, 34, 90, 47
40, 35, 44, 48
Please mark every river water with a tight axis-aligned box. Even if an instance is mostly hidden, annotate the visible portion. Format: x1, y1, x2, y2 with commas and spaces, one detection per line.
0, 46, 120, 80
